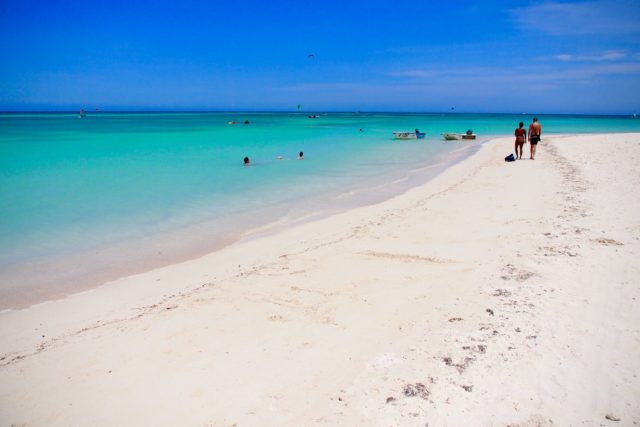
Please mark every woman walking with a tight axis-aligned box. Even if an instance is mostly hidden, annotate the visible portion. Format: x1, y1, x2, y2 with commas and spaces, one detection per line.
514, 122, 526, 160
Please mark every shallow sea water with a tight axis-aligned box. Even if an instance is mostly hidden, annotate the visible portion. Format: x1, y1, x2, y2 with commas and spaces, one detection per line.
1, 112, 638, 306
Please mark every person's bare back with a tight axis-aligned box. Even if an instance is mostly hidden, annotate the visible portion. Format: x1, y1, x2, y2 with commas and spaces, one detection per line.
529, 121, 541, 137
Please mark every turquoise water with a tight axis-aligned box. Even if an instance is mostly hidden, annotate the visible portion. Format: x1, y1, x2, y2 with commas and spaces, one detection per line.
1, 112, 639, 305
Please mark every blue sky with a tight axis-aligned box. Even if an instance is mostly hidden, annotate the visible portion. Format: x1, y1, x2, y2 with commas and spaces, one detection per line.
1, 0, 639, 113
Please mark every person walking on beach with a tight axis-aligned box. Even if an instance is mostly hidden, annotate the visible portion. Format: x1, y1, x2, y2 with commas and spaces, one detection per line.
514, 122, 526, 160
528, 117, 542, 160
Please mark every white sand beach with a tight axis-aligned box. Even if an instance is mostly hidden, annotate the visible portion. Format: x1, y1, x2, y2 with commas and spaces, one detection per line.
1, 133, 639, 426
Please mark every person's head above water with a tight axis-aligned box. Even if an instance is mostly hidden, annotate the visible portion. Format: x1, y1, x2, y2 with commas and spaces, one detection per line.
298, 151, 304, 159
243, 156, 250, 165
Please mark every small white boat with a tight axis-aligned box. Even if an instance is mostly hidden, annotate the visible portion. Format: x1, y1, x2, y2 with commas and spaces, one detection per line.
442, 132, 462, 140
393, 130, 425, 140
442, 130, 476, 141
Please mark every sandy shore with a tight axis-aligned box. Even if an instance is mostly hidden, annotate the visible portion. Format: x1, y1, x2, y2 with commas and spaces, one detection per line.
1, 133, 639, 426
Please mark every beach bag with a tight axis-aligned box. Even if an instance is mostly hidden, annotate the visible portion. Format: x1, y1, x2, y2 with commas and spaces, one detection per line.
504, 153, 515, 162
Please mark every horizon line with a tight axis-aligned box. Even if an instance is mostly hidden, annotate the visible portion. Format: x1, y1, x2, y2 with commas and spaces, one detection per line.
0, 110, 636, 118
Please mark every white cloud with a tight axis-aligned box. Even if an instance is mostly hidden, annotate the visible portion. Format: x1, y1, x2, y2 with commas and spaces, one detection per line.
554, 50, 627, 61
596, 51, 627, 60
511, 1, 640, 36
385, 62, 640, 86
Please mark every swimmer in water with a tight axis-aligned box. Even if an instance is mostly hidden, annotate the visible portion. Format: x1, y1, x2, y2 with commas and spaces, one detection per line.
298, 151, 304, 160
243, 156, 250, 166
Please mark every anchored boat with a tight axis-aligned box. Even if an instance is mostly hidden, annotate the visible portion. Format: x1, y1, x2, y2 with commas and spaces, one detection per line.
442, 130, 476, 140
442, 132, 462, 140
393, 129, 426, 140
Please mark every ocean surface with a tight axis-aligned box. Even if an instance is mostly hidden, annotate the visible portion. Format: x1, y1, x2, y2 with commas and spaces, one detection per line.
1, 112, 639, 307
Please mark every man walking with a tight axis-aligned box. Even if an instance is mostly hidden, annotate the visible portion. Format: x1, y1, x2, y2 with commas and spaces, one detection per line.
528, 117, 542, 160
